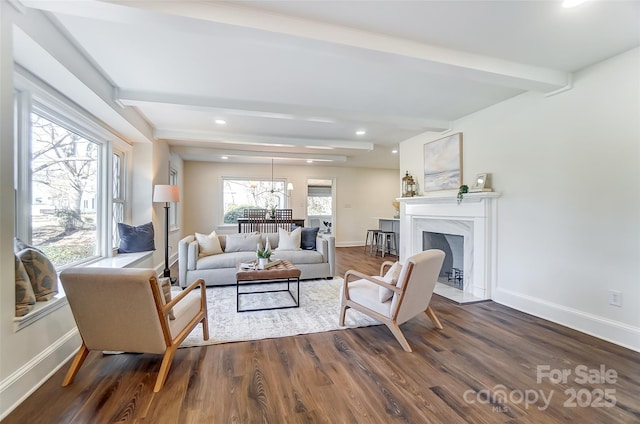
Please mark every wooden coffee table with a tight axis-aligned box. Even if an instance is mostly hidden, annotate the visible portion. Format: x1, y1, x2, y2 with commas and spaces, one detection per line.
235, 260, 302, 312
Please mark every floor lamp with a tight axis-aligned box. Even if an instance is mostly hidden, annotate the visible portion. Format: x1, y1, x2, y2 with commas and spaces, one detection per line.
153, 185, 180, 283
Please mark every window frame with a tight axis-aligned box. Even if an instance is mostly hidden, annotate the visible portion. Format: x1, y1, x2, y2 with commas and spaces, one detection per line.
221, 176, 289, 225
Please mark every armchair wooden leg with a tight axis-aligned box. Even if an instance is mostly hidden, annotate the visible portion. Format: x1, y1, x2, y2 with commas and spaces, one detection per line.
339, 304, 348, 326
201, 314, 210, 341
154, 346, 178, 392
62, 343, 90, 387
425, 306, 443, 330
386, 321, 412, 352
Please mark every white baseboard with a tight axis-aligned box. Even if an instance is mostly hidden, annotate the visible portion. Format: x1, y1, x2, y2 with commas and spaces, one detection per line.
493, 288, 640, 352
336, 241, 365, 248
0, 329, 80, 420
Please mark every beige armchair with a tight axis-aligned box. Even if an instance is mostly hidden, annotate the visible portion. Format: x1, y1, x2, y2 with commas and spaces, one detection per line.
59, 267, 209, 392
340, 249, 445, 352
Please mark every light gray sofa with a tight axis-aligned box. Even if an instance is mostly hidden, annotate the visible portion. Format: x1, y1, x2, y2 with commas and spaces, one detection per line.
178, 232, 335, 288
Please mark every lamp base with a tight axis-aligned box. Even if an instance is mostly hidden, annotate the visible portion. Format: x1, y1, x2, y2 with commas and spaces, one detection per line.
163, 269, 177, 285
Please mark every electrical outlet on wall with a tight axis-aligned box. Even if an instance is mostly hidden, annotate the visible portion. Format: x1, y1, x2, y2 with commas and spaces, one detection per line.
608, 290, 622, 307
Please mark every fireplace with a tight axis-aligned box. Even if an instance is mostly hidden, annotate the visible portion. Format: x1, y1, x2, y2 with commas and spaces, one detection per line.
398, 191, 499, 302
423, 231, 464, 288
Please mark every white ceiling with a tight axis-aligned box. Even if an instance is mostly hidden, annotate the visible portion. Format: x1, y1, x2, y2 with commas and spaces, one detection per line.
19, 0, 640, 169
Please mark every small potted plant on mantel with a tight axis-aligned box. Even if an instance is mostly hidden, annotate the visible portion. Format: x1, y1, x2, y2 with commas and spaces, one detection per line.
457, 184, 469, 204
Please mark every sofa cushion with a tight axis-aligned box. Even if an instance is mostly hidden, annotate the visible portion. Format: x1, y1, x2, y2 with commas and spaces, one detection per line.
269, 250, 324, 264
224, 232, 262, 253
17, 248, 58, 301
276, 227, 301, 251
300, 227, 320, 250
15, 254, 36, 317
195, 230, 223, 257
197, 251, 258, 269
117, 222, 155, 253
261, 233, 280, 250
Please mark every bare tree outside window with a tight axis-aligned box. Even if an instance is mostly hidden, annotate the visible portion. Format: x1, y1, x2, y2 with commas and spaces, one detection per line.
222, 178, 285, 223
30, 113, 99, 267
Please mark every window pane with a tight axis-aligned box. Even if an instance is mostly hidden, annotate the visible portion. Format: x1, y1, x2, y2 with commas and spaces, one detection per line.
223, 179, 285, 223
31, 113, 99, 267
113, 201, 123, 247
307, 196, 332, 215
113, 152, 121, 199
112, 152, 124, 248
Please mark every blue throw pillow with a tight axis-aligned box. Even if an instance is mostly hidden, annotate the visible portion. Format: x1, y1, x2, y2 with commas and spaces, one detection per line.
118, 222, 155, 253
298, 227, 320, 250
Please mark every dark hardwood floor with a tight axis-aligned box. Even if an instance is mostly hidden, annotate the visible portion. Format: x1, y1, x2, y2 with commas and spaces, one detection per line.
4, 247, 639, 423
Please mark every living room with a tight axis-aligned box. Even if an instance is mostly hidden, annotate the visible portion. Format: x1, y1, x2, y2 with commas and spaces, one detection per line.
1, 1, 638, 421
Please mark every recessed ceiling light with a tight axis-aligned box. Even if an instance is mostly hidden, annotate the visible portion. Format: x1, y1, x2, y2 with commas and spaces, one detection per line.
562, 0, 587, 8
392, 149, 398, 154
307, 160, 313, 164
221, 156, 228, 160
215, 119, 227, 125
355, 130, 366, 136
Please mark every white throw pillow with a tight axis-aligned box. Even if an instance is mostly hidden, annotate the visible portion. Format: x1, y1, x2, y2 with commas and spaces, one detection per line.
379, 262, 402, 302
275, 227, 302, 251
195, 230, 223, 257
225, 232, 262, 253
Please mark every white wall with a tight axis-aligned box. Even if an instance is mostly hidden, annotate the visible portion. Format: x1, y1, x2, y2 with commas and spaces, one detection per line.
0, 4, 81, 418
0, 5, 174, 418
183, 161, 400, 246
400, 48, 640, 350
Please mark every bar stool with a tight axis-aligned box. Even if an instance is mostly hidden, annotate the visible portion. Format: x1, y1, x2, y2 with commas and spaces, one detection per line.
364, 229, 379, 254
376, 231, 398, 257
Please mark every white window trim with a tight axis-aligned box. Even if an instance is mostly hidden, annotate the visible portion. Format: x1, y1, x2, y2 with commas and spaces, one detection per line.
12, 66, 134, 330
221, 175, 290, 225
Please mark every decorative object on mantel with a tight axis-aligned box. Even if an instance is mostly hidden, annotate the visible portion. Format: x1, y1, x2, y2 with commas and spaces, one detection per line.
392, 200, 400, 218
402, 171, 417, 197
469, 172, 493, 192
457, 184, 468, 204
423, 132, 462, 192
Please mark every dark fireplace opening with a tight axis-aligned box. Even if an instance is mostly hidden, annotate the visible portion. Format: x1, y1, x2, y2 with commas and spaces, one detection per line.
423, 231, 464, 289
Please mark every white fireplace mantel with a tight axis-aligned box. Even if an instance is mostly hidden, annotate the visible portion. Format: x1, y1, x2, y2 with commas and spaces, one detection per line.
398, 191, 500, 302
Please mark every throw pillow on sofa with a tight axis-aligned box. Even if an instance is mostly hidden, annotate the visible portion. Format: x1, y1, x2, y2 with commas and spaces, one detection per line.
276, 227, 302, 251
118, 222, 155, 253
15, 254, 36, 317
195, 230, 223, 257
300, 227, 320, 250
225, 232, 262, 253
17, 248, 58, 301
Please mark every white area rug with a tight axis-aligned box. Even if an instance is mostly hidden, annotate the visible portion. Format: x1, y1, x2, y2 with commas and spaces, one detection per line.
180, 278, 380, 347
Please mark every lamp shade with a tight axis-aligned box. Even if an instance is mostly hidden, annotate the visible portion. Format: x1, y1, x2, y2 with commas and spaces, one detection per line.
287, 182, 294, 191
153, 185, 180, 203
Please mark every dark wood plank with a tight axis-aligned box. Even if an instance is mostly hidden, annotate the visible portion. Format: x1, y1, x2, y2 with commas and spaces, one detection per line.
4, 247, 639, 423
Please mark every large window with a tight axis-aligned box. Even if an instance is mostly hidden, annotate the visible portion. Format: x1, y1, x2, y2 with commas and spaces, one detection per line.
14, 75, 127, 269
29, 112, 99, 268
222, 178, 286, 223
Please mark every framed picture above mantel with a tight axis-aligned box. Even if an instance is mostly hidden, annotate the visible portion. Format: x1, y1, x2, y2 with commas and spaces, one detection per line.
423, 133, 462, 192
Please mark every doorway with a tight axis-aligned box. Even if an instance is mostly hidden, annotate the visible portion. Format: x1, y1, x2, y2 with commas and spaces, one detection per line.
306, 179, 334, 235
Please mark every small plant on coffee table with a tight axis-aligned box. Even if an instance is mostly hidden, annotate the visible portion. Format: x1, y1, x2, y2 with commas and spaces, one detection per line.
257, 245, 272, 259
